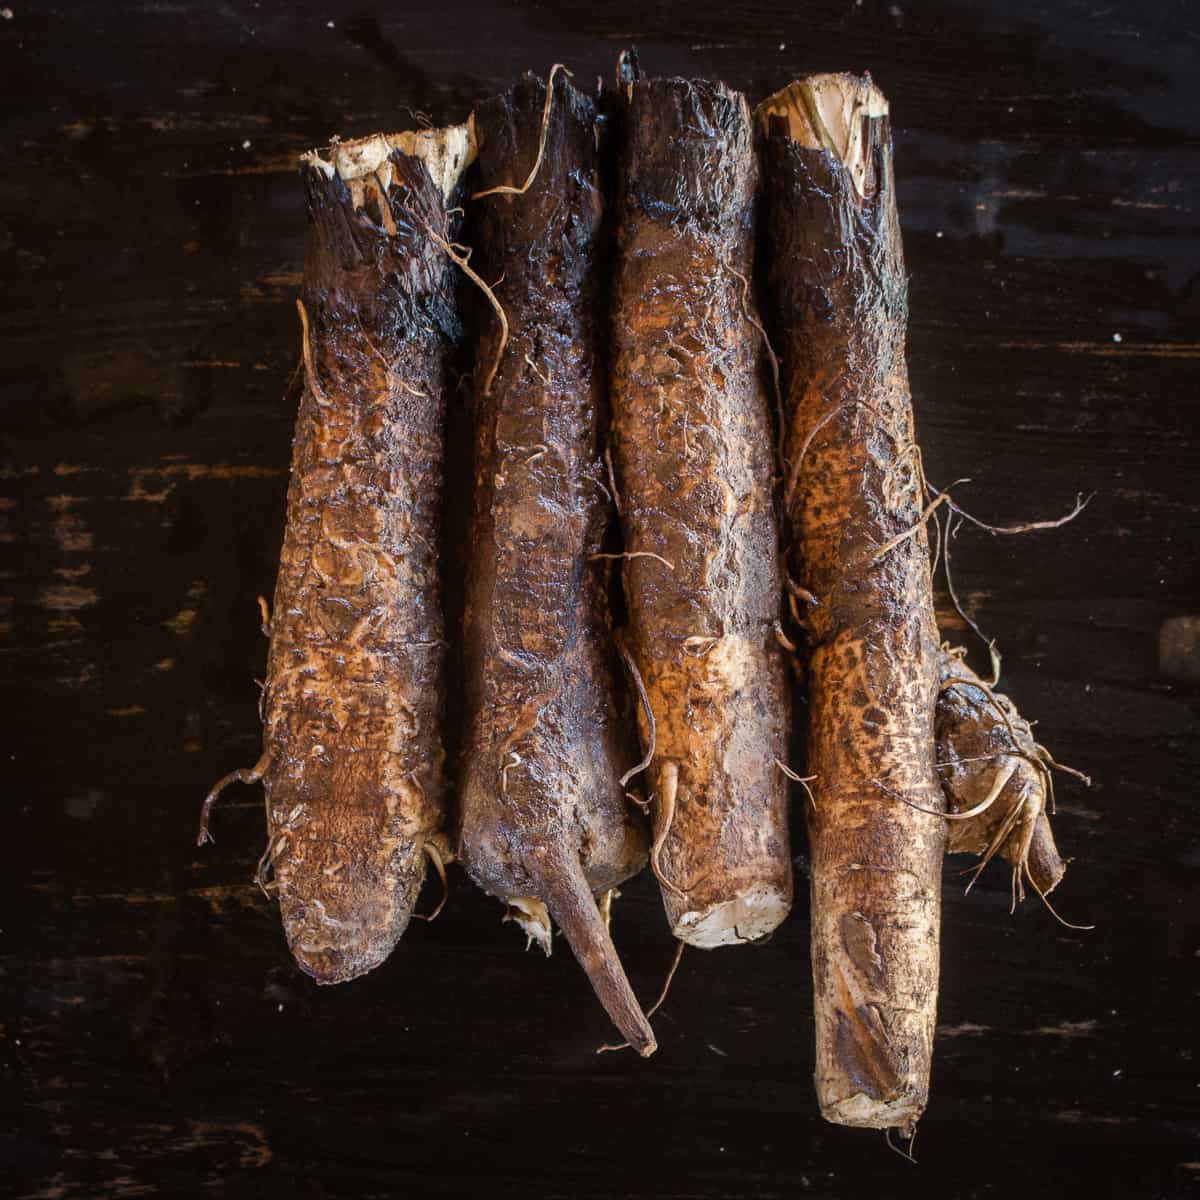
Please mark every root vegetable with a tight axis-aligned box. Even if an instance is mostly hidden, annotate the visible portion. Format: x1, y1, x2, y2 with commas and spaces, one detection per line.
609, 75, 792, 949
457, 72, 655, 1054
758, 74, 943, 1131
936, 647, 1084, 913
198, 124, 473, 983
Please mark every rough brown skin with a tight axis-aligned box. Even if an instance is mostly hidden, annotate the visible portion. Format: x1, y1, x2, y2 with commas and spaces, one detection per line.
936, 648, 1070, 903
199, 126, 472, 984
609, 76, 792, 950
758, 75, 944, 1131
457, 74, 654, 1054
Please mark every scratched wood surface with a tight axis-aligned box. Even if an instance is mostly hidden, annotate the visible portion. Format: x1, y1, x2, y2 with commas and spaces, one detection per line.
2, 1, 1198, 1197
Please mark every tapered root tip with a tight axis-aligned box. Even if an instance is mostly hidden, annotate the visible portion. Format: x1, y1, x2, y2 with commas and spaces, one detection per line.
534, 849, 657, 1056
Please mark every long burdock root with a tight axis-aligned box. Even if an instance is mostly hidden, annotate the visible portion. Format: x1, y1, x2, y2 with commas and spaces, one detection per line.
457, 72, 654, 1054
610, 76, 791, 949
936, 647, 1089, 918
199, 124, 473, 984
759, 75, 943, 1131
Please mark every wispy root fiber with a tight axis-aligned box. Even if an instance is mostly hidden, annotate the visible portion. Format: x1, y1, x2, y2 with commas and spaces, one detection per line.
196, 749, 272, 846
597, 938, 686, 1055
428, 231, 510, 397
614, 630, 656, 788
472, 64, 572, 200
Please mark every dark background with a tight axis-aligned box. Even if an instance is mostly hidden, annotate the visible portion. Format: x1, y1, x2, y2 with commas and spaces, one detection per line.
2, 0, 1198, 1196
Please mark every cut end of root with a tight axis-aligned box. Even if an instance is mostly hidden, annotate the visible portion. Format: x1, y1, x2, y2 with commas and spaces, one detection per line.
671, 884, 791, 949
301, 121, 477, 204
756, 74, 888, 196
821, 1090, 925, 1133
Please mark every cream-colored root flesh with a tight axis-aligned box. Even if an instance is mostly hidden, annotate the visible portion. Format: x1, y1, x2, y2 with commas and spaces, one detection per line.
757, 74, 888, 196
672, 884, 792, 949
505, 895, 553, 956
300, 118, 477, 203
822, 1092, 924, 1133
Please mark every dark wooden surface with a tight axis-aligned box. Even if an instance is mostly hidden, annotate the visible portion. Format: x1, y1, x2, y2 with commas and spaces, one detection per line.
2, 1, 1198, 1196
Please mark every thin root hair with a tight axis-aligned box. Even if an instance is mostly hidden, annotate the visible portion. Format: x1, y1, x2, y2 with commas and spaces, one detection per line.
614, 630, 656, 788
472, 64, 572, 200
196, 749, 272, 846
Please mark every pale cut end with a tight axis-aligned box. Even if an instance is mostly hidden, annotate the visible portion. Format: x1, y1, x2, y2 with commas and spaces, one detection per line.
301, 119, 476, 204
756, 74, 888, 196
821, 1091, 924, 1135
533, 849, 657, 1057
671, 883, 791, 949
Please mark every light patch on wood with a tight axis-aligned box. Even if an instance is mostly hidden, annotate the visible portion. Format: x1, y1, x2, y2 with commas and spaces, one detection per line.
125, 462, 283, 502
1029, 1019, 1098, 1038
164, 608, 197, 635
937, 1022, 992, 1038
172, 1120, 273, 1169
53, 564, 92, 582
998, 340, 1200, 359
39, 584, 98, 612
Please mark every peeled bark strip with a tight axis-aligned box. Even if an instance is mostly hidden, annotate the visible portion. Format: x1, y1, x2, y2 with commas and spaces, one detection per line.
200, 125, 473, 984
759, 75, 944, 1131
457, 74, 654, 1054
611, 78, 791, 948
937, 649, 1069, 901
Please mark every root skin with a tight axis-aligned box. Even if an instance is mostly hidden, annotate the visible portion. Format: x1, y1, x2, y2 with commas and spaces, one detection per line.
759, 74, 943, 1129
536, 846, 657, 1056
201, 126, 470, 985
456, 72, 652, 1047
611, 76, 792, 948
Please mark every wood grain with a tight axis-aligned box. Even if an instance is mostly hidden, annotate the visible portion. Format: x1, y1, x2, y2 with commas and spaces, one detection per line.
1, 1, 1197, 1196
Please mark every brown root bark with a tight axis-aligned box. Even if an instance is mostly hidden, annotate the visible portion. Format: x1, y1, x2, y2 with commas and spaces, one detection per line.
456, 73, 653, 1051
610, 76, 792, 949
202, 124, 472, 985
759, 74, 943, 1131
